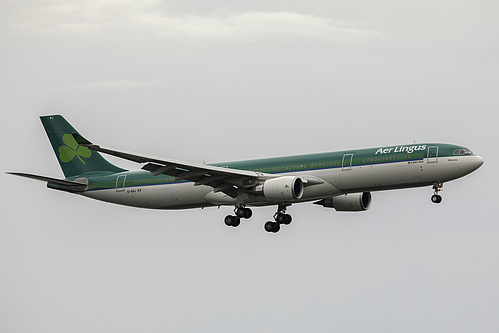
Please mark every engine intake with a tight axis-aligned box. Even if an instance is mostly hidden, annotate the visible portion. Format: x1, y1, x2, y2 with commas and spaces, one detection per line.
254, 176, 304, 200
315, 192, 372, 211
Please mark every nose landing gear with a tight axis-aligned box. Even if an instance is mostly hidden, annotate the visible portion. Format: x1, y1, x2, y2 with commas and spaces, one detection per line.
431, 182, 443, 204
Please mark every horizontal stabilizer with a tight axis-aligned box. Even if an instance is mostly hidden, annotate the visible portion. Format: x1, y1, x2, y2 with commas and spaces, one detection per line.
7, 172, 88, 192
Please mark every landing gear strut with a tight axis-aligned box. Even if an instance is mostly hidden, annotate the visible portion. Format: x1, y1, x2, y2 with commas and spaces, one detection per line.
225, 205, 252, 227
431, 181, 443, 204
264, 204, 292, 233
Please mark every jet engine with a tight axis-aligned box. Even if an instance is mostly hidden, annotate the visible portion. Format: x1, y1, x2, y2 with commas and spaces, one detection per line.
254, 176, 304, 200
315, 192, 372, 211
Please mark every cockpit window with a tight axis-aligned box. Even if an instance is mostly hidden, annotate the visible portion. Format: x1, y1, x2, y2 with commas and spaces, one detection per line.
453, 149, 473, 155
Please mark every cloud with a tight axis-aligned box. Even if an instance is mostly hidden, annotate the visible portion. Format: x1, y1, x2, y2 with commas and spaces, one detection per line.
72, 80, 162, 90
134, 11, 381, 44
3, 1, 381, 44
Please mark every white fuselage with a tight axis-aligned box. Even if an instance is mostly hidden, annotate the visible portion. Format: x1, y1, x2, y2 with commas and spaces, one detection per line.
81, 155, 483, 210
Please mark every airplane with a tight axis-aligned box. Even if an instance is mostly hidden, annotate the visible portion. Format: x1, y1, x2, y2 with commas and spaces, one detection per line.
8, 115, 484, 233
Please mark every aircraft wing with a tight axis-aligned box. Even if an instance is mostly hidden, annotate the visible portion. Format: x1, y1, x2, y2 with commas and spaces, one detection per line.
73, 133, 325, 198
72, 134, 263, 198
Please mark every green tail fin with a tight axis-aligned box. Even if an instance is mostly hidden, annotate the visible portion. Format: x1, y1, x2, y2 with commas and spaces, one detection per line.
41, 115, 126, 177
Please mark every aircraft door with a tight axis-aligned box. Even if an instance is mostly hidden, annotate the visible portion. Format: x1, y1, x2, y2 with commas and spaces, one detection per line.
116, 175, 127, 192
427, 146, 439, 163
342, 154, 353, 170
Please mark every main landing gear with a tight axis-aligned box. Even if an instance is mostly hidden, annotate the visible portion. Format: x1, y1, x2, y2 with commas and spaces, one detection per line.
264, 205, 292, 234
224, 206, 252, 227
431, 181, 443, 204
224, 204, 293, 233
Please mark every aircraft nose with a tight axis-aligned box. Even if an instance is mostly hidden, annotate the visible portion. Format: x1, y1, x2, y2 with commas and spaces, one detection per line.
475, 155, 484, 167
457, 155, 483, 177
472, 155, 484, 171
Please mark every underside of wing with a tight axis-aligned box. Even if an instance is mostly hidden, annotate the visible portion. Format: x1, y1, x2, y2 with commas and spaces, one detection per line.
141, 161, 260, 198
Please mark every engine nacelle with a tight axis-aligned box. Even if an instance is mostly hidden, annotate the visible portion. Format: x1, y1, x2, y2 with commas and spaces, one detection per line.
315, 192, 372, 211
254, 176, 304, 200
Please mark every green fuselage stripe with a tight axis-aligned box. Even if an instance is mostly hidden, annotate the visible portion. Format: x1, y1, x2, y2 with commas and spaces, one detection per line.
81, 142, 461, 192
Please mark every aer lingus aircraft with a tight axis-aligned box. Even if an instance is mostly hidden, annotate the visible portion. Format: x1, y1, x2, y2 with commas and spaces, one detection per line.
9, 115, 483, 233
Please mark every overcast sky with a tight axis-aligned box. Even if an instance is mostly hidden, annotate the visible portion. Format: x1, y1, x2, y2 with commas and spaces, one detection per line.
1, 1, 498, 332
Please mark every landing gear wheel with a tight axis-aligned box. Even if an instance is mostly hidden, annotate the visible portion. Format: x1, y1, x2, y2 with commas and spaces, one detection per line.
224, 215, 233, 226
235, 207, 253, 219
232, 216, 241, 227
224, 215, 240, 227
275, 213, 292, 225
431, 194, 442, 204
236, 207, 245, 218
243, 208, 252, 219
264, 221, 280, 233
